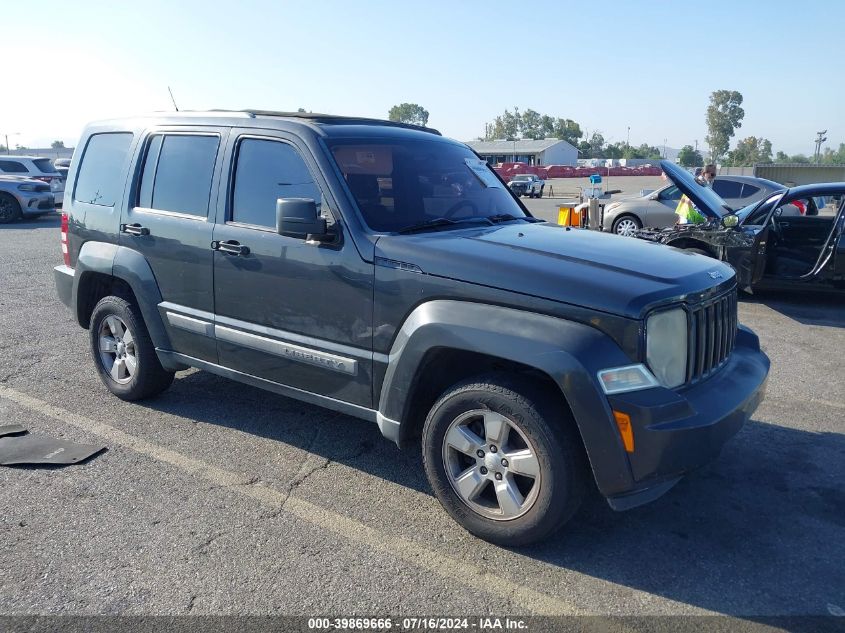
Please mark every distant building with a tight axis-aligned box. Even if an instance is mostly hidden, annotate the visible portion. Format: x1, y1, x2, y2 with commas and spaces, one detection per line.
465, 138, 577, 166
3, 147, 75, 160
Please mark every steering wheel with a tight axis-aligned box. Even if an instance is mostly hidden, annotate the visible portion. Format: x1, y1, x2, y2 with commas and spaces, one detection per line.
444, 199, 479, 219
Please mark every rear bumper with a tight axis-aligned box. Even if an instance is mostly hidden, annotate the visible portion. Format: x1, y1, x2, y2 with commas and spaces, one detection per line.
54, 264, 74, 309
603, 325, 769, 509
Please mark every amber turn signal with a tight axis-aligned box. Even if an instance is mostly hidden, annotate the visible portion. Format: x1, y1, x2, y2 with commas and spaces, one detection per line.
613, 410, 634, 453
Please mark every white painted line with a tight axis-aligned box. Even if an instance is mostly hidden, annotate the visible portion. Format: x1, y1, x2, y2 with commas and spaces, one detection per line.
0, 385, 582, 616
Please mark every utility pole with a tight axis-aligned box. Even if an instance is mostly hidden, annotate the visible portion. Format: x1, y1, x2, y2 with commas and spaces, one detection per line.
814, 130, 827, 163
3, 132, 20, 155
663, 138, 667, 159
626, 126, 630, 150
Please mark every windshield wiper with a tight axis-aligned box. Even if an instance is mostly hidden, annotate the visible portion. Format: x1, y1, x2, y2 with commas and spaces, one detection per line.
487, 213, 540, 223
396, 217, 493, 234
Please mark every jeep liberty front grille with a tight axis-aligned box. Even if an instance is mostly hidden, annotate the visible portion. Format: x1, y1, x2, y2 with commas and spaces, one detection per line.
687, 287, 738, 383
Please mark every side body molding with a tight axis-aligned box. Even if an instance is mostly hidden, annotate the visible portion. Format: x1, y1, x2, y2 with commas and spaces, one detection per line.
377, 300, 638, 495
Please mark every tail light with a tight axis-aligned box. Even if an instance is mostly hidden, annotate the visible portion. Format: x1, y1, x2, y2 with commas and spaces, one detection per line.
61, 212, 71, 267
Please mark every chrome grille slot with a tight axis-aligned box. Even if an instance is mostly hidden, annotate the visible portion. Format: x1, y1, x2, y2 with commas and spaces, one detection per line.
687, 288, 737, 384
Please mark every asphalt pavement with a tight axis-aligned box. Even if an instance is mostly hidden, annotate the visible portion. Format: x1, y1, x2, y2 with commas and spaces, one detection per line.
1, 213, 843, 621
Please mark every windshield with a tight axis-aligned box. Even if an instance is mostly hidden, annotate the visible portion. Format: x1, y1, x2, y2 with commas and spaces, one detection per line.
327, 138, 528, 232
512, 175, 532, 181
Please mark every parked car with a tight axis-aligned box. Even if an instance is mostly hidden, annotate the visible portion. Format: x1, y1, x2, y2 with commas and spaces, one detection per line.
0, 175, 56, 223
637, 161, 845, 294
507, 173, 545, 198
602, 175, 784, 236
54, 158, 72, 169
0, 155, 65, 207
54, 111, 769, 545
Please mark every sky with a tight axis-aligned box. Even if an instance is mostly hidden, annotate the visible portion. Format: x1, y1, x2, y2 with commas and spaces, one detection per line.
2, 0, 843, 155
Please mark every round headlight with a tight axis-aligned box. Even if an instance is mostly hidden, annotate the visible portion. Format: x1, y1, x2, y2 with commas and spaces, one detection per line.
646, 307, 688, 388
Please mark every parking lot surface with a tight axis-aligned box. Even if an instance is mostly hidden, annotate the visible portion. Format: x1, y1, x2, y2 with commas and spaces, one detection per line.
1, 214, 843, 619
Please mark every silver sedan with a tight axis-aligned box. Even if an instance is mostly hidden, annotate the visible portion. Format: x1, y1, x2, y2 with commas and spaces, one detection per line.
602, 175, 784, 236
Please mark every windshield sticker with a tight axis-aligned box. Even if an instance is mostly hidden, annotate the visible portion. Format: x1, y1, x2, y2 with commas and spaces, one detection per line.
464, 158, 502, 188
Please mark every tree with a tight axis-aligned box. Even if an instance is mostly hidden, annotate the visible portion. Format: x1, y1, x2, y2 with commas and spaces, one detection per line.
821, 143, 845, 164
51, 140, 65, 149
678, 145, 704, 167
482, 109, 583, 145
726, 136, 772, 166
705, 90, 744, 163
388, 103, 430, 127
519, 108, 542, 139
552, 119, 583, 146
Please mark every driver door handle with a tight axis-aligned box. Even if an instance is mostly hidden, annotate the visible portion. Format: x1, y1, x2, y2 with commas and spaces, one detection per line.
120, 223, 149, 236
211, 240, 250, 256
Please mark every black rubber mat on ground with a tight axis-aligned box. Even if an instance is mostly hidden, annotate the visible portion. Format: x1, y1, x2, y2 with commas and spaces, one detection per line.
0, 431, 105, 466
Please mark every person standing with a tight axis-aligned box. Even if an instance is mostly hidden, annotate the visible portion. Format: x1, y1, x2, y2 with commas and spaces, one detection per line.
676, 164, 716, 224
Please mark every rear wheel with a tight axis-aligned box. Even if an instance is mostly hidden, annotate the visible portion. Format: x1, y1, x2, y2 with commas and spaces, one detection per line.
611, 214, 642, 237
89, 296, 174, 400
422, 374, 587, 546
0, 193, 22, 224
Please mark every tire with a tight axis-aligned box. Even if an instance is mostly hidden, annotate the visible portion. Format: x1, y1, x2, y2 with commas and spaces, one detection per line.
611, 214, 642, 237
422, 373, 588, 546
0, 193, 22, 224
89, 296, 174, 401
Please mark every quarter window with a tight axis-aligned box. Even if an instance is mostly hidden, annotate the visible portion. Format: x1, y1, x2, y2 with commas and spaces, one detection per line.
741, 184, 760, 198
658, 186, 681, 201
0, 160, 28, 173
138, 134, 219, 216
712, 179, 742, 199
33, 158, 58, 174
74, 132, 134, 206
231, 138, 321, 228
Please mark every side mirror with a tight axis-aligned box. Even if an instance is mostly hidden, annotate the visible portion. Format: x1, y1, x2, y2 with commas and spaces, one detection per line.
276, 198, 328, 240
721, 214, 739, 229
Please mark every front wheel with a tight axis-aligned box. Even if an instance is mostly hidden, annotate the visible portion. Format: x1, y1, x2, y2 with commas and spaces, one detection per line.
0, 193, 22, 224
611, 214, 642, 237
422, 374, 587, 546
89, 296, 174, 401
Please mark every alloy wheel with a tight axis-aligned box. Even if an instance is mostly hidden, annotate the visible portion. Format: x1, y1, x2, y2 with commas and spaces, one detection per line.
442, 409, 542, 520
98, 315, 137, 384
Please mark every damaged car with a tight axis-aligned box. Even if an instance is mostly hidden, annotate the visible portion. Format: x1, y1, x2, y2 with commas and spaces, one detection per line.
638, 161, 845, 294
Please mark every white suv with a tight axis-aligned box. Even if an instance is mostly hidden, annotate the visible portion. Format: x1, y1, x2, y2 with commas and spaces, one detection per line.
0, 156, 65, 207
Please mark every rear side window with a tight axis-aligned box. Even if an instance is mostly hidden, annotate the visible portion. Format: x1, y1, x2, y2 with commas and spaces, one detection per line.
74, 133, 134, 206
231, 138, 321, 228
33, 158, 58, 174
713, 179, 743, 199
138, 134, 219, 217
0, 160, 28, 173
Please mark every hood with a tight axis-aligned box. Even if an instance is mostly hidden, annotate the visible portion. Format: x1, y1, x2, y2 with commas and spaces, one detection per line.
375, 222, 735, 319
660, 160, 731, 219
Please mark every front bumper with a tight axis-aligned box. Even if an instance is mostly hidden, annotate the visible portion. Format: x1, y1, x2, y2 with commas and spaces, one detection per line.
18, 191, 55, 217
603, 325, 769, 510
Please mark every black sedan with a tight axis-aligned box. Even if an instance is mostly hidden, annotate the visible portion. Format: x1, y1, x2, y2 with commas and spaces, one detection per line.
638, 161, 845, 294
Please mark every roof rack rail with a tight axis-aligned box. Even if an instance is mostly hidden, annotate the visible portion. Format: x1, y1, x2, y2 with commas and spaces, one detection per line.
238, 109, 441, 135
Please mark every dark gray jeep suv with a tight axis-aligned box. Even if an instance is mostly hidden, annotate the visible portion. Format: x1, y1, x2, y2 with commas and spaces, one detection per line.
55, 111, 769, 545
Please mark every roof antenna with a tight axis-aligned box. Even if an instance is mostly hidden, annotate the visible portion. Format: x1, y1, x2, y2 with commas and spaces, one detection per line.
167, 86, 179, 111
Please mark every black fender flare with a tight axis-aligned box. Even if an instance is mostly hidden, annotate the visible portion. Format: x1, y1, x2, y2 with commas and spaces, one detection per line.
72, 242, 172, 352
377, 300, 637, 496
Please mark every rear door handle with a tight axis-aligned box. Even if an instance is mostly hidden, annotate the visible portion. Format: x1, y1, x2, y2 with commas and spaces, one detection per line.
120, 223, 149, 236
211, 240, 250, 256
